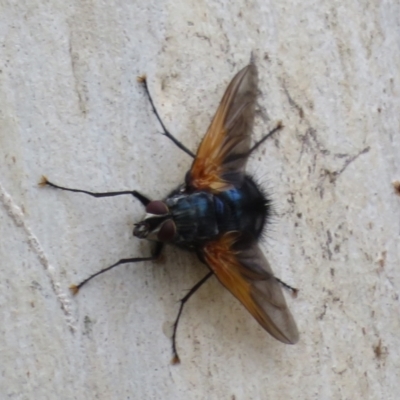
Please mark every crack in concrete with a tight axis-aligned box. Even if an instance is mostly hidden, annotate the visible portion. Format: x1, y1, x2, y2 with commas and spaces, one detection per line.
0, 182, 76, 332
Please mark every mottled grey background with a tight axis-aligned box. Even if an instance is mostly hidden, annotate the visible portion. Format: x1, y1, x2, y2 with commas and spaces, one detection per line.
1, 1, 399, 399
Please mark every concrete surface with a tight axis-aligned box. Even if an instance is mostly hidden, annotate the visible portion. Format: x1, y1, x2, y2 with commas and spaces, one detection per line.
1, 1, 400, 399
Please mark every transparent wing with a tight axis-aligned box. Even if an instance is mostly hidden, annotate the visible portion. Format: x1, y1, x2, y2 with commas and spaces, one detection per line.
202, 233, 299, 344
188, 64, 257, 192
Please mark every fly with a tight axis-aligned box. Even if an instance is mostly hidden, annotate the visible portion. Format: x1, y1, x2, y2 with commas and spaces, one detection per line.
40, 62, 299, 364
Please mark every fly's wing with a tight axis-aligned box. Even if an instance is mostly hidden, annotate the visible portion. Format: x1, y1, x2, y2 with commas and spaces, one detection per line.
188, 64, 257, 192
202, 233, 299, 344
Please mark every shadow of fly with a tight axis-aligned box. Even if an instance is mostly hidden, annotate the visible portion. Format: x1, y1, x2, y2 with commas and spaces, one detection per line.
40, 62, 299, 364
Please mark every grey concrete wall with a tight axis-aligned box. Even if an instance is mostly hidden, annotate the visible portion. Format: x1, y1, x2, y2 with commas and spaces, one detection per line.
1, 1, 399, 399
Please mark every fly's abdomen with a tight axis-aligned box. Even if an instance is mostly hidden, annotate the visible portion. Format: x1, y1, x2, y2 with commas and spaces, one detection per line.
215, 176, 270, 239
213, 191, 242, 232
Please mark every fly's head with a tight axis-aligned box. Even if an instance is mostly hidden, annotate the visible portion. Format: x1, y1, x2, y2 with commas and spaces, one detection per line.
133, 200, 177, 242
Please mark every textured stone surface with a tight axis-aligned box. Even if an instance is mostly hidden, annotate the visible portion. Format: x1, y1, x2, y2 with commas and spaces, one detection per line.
1, 1, 399, 399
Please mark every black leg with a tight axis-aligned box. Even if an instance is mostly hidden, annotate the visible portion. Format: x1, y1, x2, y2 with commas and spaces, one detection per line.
248, 121, 283, 156
224, 122, 284, 165
171, 271, 213, 364
39, 176, 151, 206
138, 75, 195, 158
275, 277, 298, 297
70, 242, 164, 294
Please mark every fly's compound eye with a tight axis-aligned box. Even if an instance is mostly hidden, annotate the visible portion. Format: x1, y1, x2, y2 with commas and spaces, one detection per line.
146, 201, 169, 215
157, 219, 176, 242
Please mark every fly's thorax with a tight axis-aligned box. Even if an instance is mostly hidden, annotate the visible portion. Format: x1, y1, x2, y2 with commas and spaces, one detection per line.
133, 200, 177, 242
165, 191, 219, 244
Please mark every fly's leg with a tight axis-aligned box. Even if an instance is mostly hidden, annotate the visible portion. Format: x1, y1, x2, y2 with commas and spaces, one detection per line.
275, 277, 298, 298
247, 121, 283, 155
39, 176, 151, 206
70, 242, 164, 294
39, 176, 160, 289
227, 122, 284, 164
137, 75, 195, 158
171, 271, 213, 364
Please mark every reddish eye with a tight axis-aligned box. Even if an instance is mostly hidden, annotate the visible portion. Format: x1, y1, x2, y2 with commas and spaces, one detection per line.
157, 220, 176, 242
146, 201, 169, 215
